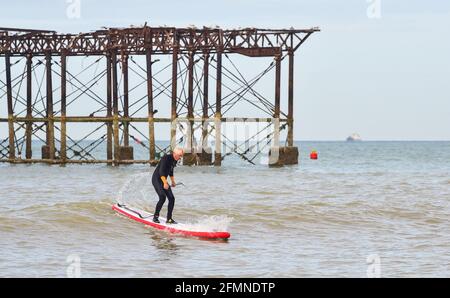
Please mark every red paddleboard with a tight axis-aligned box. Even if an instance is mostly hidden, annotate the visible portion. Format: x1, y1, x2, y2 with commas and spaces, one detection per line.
112, 203, 231, 240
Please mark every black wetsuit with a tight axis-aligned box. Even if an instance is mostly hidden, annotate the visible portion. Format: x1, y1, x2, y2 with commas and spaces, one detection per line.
152, 153, 178, 219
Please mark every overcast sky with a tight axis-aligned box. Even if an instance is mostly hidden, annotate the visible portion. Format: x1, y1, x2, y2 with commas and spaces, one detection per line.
1, 0, 450, 140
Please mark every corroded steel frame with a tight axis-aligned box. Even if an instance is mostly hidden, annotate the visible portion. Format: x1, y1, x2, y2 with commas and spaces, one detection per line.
0, 26, 319, 165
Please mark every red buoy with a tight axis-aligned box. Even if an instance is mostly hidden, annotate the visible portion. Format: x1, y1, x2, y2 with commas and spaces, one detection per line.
310, 150, 318, 160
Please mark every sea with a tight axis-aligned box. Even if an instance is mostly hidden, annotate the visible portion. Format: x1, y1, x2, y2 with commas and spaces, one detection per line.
0, 141, 449, 277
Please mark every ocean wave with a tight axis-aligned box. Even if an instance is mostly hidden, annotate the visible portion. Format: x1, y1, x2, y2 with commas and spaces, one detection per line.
9, 199, 114, 226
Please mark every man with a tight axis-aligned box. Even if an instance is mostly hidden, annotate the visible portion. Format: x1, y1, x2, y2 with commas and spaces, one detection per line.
152, 147, 184, 224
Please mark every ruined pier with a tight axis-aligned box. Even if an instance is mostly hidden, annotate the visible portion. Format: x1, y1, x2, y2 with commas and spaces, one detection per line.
0, 26, 319, 166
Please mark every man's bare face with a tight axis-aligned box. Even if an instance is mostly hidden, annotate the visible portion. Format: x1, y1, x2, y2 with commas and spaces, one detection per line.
173, 149, 184, 161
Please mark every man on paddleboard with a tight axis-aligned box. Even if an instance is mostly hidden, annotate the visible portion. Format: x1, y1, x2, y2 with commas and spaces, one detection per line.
152, 147, 184, 224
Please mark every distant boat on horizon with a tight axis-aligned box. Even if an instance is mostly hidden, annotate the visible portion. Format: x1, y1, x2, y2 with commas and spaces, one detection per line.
346, 133, 362, 142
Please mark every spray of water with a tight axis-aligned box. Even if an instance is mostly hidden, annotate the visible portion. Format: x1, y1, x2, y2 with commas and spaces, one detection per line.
117, 172, 154, 212
180, 215, 233, 232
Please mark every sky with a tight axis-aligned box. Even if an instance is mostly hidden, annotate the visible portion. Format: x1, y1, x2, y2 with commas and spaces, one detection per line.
1, 0, 450, 141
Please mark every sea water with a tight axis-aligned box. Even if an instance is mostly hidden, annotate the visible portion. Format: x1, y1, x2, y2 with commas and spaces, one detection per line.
0, 141, 449, 277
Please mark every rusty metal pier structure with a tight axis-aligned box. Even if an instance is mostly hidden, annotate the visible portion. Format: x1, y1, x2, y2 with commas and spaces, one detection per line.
0, 25, 319, 166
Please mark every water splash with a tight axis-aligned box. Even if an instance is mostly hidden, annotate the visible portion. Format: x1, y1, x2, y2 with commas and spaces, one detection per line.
117, 172, 153, 211
180, 215, 233, 232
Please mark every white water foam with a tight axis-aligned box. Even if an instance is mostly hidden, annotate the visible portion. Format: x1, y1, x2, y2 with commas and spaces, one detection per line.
179, 215, 233, 232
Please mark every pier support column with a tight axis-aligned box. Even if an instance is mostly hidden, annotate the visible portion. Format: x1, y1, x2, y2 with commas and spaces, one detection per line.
170, 45, 178, 151
287, 48, 294, 147
118, 53, 133, 161
106, 52, 113, 165
214, 51, 222, 166
42, 50, 55, 160
5, 53, 15, 160
199, 52, 212, 165
60, 50, 67, 163
187, 50, 194, 151
122, 54, 130, 147
183, 50, 197, 166
273, 52, 281, 148
269, 49, 298, 166
146, 48, 156, 164
268, 52, 281, 166
111, 51, 120, 165
25, 53, 32, 159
